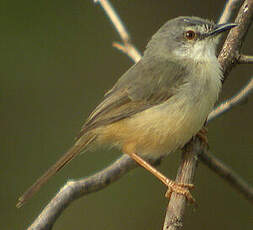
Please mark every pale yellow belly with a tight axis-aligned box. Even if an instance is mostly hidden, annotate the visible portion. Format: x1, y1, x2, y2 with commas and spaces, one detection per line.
96, 96, 211, 159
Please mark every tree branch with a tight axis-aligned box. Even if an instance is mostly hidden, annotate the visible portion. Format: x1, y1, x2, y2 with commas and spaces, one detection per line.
163, 139, 202, 230
218, 0, 243, 24
94, 0, 141, 62
163, 0, 253, 229
238, 54, 253, 64
207, 77, 253, 123
218, 0, 253, 82
28, 155, 138, 230
199, 150, 253, 204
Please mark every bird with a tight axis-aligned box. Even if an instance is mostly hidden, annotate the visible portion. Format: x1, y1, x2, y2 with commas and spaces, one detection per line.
17, 16, 236, 208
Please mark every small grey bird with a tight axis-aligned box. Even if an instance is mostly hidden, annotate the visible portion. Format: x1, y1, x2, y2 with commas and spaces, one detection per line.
17, 16, 236, 207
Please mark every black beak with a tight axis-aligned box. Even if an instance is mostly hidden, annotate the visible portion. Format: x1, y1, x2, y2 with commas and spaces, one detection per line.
208, 23, 237, 37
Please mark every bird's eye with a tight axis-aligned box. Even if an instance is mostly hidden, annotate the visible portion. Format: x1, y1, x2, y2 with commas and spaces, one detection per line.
185, 30, 196, 40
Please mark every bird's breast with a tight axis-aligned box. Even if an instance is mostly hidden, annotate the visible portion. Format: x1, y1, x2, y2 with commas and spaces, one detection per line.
97, 60, 222, 159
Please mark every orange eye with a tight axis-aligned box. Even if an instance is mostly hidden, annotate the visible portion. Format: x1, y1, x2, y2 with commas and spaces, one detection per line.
185, 30, 196, 40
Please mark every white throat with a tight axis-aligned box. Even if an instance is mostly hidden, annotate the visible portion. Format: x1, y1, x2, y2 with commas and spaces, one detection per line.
173, 39, 218, 62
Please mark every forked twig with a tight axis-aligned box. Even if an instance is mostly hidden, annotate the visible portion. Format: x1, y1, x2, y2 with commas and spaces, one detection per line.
94, 0, 141, 62
208, 77, 253, 123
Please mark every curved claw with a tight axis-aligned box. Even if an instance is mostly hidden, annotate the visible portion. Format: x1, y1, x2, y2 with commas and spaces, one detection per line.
165, 182, 196, 204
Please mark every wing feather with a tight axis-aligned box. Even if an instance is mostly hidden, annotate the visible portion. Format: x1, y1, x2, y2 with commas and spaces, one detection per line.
78, 56, 186, 137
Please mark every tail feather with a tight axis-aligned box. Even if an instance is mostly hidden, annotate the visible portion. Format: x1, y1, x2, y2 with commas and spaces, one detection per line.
16, 134, 96, 208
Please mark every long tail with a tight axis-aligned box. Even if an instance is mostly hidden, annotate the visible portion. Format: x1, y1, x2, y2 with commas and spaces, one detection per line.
16, 134, 96, 208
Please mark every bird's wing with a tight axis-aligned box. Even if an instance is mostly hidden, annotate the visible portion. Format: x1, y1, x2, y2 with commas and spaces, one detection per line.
78, 56, 186, 136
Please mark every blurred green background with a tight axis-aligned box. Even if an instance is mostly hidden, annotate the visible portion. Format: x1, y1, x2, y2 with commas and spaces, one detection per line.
1, 0, 252, 229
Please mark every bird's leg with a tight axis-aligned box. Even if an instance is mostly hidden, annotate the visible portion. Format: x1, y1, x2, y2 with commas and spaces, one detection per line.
196, 126, 208, 147
128, 152, 195, 203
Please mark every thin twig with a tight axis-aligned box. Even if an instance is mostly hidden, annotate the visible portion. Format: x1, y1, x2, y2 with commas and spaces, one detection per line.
218, 0, 243, 24
94, 0, 129, 42
238, 54, 253, 64
199, 151, 253, 204
112, 41, 142, 63
28, 155, 138, 230
208, 77, 253, 123
94, 0, 141, 62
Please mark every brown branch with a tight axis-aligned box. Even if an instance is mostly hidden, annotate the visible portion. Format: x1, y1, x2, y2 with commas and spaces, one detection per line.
207, 77, 253, 123
94, 0, 129, 42
112, 41, 141, 63
26, 0, 253, 229
163, 0, 253, 229
163, 139, 202, 230
94, 0, 141, 62
199, 151, 253, 204
218, 0, 243, 24
28, 155, 138, 230
238, 54, 253, 63
218, 0, 253, 82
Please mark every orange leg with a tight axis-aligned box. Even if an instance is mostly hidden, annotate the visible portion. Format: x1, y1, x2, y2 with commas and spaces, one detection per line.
128, 152, 195, 203
196, 127, 208, 147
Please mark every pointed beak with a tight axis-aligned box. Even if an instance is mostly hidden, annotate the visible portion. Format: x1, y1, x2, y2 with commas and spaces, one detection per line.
207, 23, 237, 37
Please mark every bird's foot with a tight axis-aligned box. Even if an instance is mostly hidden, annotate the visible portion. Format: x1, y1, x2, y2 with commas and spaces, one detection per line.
126, 152, 196, 204
196, 127, 209, 148
165, 181, 195, 203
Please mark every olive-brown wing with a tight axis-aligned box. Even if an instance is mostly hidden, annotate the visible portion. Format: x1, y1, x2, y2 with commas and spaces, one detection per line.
78, 56, 186, 137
